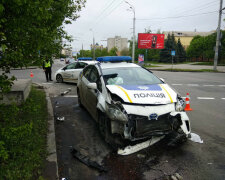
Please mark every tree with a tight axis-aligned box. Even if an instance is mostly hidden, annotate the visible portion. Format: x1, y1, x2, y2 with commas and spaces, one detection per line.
0, 0, 86, 92
109, 47, 118, 56
175, 38, 186, 62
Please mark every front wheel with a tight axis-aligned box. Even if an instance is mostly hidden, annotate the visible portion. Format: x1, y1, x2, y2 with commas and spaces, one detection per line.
56, 74, 63, 83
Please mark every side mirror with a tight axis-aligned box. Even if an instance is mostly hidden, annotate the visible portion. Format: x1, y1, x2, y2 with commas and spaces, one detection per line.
160, 78, 165, 82
63, 67, 66, 71
87, 83, 97, 90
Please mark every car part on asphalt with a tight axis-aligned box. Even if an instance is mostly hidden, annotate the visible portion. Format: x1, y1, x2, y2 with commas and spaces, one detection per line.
57, 117, 65, 122
117, 136, 165, 155
71, 148, 107, 172
188, 133, 203, 143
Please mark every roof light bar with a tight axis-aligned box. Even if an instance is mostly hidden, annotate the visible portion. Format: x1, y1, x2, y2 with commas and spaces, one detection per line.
96, 56, 132, 62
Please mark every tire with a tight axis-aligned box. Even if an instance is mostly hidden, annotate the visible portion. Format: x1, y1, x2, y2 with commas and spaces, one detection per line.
77, 89, 83, 107
56, 74, 63, 83
98, 113, 126, 150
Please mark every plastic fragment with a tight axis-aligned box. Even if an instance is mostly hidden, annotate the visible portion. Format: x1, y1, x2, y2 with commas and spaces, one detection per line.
118, 136, 165, 155
71, 148, 107, 172
188, 133, 203, 143
57, 117, 65, 121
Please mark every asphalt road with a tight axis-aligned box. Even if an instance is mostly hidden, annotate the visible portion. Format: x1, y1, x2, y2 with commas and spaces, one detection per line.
7, 60, 225, 180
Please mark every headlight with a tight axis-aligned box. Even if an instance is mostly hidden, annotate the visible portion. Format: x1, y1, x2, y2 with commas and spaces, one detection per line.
106, 103, 128, 122
175, 95, 186, 111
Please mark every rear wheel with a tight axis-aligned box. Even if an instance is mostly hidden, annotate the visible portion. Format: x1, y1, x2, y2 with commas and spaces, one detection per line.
56, 74, 63, 83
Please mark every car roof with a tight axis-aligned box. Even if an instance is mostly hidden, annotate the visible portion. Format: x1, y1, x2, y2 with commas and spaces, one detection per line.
79, 60, 97, 64
99, 62, 140, 69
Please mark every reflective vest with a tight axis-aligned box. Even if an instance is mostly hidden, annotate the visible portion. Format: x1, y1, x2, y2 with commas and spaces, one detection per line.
45, 61, 51, 68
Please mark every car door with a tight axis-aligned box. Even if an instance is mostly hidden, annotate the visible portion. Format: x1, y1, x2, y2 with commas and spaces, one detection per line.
80, 66, 93, 108
73, 62, 88, 83
61, 63, 77, 82
85, 66, 101, 119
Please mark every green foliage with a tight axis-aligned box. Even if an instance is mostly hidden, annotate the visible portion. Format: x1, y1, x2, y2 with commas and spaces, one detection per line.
0, 87, 48, 179
0, 0, 86, 92
186, 32, 224, 62
109, 47, 118, 56
159, 33, 186, 63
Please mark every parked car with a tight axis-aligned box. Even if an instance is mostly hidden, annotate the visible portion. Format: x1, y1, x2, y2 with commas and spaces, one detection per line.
65, 58, 75, 64
77, 56, 191, 148
55, 61, 96, 83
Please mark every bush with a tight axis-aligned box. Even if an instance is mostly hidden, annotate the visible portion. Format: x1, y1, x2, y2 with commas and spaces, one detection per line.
0, 87, 48, 179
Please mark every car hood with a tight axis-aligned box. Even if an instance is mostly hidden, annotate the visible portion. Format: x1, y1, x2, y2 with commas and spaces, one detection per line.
106, 84, 177, 104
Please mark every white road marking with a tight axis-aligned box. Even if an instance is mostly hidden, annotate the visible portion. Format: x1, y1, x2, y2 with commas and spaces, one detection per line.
172, 84, 183, 86
222, 98, 225, 100
42, 83, 53, 85
188, 84, 199, 86
218, 85, 225, 87
203, 85, 215, 87
64, 95, 78, 97
197, 97, 215, 100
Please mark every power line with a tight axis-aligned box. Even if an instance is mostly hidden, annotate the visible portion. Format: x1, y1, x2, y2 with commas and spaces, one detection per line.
174, 0, 218, 16
136, 11, 217, 21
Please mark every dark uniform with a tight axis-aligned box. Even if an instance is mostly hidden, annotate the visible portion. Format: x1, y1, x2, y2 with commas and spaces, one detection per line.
43, 59, 52, 82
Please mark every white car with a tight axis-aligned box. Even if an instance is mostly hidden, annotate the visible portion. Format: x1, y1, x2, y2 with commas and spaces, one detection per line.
77, 56, 191, 147
55, 61, 96, 83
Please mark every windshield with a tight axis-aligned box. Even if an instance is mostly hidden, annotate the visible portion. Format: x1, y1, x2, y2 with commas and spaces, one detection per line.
102, 67, 163, 85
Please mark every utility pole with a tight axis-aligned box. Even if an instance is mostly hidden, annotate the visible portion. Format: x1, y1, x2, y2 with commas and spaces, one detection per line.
82, 43, 83, 57
125, 1, 135, 63
213, 0, 223, 71
90, 29, 95, 60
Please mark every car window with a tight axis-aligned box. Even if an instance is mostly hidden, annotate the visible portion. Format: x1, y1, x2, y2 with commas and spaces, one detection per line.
76, 62, 87, 69
66, 63, 76, 69
102, 67, 162, 85
89, 67, 102, 92
89, 67, 98, 83
83, 66, 93, 79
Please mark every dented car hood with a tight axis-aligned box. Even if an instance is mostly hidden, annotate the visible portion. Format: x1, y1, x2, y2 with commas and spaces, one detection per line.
106, 84, 177, 104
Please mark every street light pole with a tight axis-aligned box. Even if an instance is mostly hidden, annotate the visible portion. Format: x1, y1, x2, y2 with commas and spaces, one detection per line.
213, 0, 223, 71
90, 29, 95, 60
125, 1, 135, 63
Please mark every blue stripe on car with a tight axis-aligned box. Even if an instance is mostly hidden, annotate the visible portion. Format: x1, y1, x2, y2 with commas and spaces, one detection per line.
120, 84, 162, 91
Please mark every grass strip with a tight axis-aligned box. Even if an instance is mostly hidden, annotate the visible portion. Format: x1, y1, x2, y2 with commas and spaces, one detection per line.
151, 68, 219, 72
0, 86, 48, 179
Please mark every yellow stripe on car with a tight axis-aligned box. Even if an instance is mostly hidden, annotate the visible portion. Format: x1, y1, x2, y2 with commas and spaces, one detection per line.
159, 84, 173, 103
116, 86, 133, 103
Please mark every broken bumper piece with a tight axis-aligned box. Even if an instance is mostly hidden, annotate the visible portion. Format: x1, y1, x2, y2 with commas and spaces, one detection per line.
118, 136, 165, 155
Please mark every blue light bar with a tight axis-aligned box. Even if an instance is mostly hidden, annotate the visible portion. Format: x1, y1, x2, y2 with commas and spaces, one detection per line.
97, 56, 132, 62
78, 57, 93, 61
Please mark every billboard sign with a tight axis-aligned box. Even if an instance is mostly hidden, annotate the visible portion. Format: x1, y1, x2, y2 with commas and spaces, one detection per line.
138, 54, 144, 63
138, 33, 165, 49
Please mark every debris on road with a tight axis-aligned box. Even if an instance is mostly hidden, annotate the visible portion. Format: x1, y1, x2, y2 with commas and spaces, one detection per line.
188, 133, 203, 143
57, 117, 65, 122
137, 154, 146, 159
71, 148, 107, 172
61, 89, 71, 96
118, 136, 165, 155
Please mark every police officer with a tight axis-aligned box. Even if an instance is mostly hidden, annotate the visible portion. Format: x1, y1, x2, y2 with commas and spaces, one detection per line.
43, 57, 52, 82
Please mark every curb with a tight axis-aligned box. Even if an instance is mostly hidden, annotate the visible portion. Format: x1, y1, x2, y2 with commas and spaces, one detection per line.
33, 83, 59, 179
12, 66, 39, 70
44, 88, 59, 180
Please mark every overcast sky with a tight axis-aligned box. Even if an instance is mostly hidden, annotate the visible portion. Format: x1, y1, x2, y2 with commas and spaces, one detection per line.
65, 0, 225, 51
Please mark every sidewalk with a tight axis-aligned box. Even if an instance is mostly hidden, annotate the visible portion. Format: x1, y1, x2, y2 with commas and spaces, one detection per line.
148, 64, 225, 72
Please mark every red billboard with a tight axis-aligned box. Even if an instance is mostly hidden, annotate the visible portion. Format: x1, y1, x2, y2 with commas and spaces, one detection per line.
138, 33, 165, 49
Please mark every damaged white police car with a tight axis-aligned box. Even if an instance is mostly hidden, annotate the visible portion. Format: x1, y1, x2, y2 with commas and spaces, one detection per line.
77, 56, 191, 148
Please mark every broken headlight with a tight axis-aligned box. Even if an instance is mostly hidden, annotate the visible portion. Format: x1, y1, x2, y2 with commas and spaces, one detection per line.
106, 102, 128, 122
175, 95, 185, 111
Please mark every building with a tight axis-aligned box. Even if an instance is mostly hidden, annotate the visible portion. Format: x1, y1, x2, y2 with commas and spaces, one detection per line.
107, 36, 128, 52
90, 43, 104, 50
163, 31, 215, 49
61, 48, 72, 57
